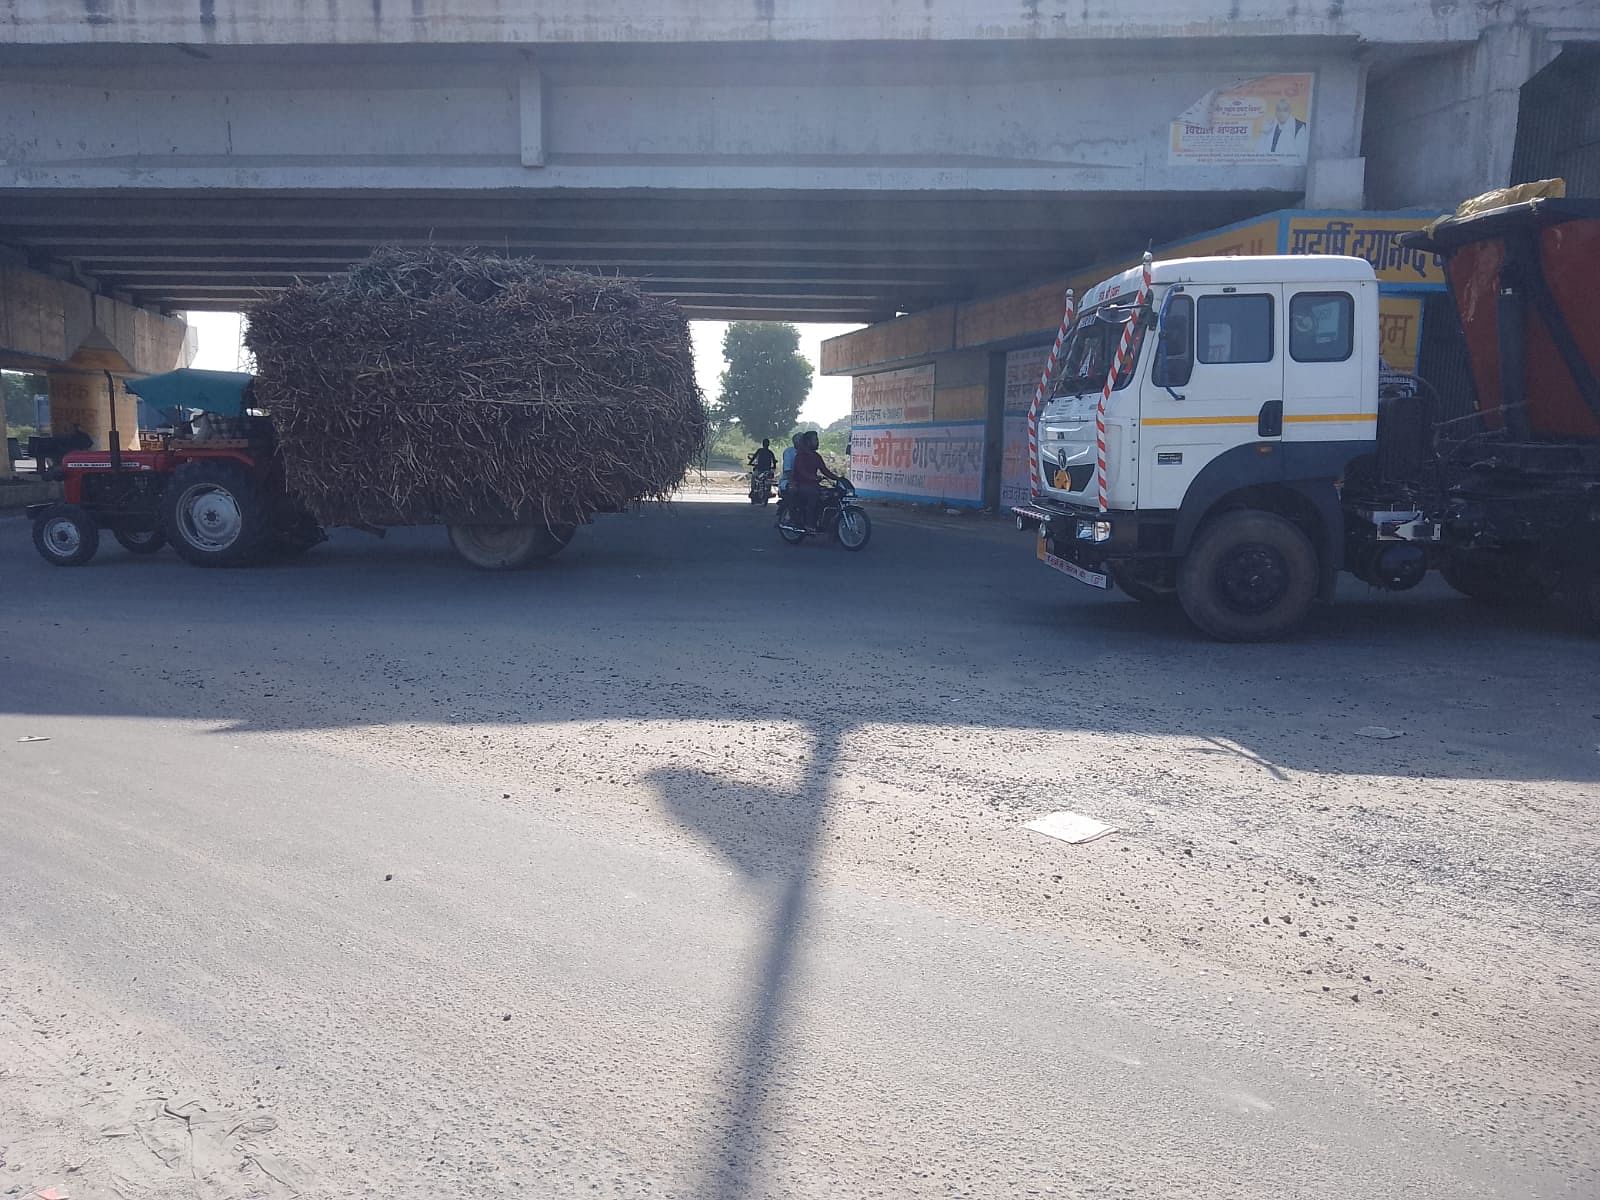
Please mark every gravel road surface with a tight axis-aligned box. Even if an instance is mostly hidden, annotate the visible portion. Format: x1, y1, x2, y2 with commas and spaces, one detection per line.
1, 502, 1595, 1199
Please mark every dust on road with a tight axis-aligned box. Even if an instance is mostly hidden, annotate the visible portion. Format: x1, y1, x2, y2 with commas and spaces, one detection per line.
1, 502, 1595, 1198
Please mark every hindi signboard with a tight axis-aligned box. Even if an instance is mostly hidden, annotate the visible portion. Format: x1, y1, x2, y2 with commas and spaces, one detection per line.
1378, 296, 1424, 374
1000, 347, 1050, 508
1285, 216, 1445, 286
849, 422, 986, 506
850, 365, 934, 427
1170, 74, 1314, 166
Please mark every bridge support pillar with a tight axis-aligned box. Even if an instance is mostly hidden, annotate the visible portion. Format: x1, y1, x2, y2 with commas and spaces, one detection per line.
45, 359, 141, 454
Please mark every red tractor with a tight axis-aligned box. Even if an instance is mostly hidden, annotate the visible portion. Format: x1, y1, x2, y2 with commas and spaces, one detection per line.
28, 370, 323, 568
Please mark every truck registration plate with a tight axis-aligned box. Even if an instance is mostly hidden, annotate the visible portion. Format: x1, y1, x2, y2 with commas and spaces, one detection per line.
1036, 534, 1109, 589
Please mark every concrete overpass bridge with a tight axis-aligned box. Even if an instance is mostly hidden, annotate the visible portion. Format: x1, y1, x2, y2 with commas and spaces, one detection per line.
1, 2, 1596, 380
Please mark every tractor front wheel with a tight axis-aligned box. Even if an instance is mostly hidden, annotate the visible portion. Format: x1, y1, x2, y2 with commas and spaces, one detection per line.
447, 522, 575, 570
162, 461, 270, 567
32, 504, 100, 567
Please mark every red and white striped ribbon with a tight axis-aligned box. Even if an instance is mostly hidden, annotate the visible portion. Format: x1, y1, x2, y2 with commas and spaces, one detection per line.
1026, 289, 1076, 498
1094, 253, 1153, 513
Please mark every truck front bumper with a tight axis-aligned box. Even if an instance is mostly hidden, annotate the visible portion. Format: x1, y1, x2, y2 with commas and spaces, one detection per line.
1012, 498, 1139, 589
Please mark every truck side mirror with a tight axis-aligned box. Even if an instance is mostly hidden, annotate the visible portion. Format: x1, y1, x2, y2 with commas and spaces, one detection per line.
1152, 294, 1194, 391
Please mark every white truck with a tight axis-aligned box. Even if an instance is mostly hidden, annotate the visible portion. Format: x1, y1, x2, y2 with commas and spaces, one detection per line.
1016, 254, 1402, 640
1014, 198, 1600, 641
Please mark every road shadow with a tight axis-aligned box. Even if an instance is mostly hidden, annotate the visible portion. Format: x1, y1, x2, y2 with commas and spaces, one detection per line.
648, 722, 842, 1199
4, 503, 1598, 1198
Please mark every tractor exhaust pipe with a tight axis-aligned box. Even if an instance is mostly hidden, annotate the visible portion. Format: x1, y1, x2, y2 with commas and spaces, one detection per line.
103, 370, 121, 470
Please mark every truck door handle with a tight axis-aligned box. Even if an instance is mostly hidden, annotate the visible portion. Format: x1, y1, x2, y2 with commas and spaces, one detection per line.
1258, 400, 1283, 438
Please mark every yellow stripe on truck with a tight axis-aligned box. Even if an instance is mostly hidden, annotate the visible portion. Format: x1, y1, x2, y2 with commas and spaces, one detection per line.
1139, 415, 1256, 426
1139, 413, 1376, 427
1283, 413, 1377, 423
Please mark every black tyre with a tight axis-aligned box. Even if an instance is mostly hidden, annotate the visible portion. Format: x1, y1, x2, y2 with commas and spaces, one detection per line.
836, 506, 872, 551
775, 499, 806, 545
272, 513, 327, 558
447, 522, 575, 570
1178, 509, 1318, 642
32, 504, 99, 567
161, 460, 271, 567
1110, 559, 1177, 604
1439, 552, 1543, 608
114, 527, 166, 555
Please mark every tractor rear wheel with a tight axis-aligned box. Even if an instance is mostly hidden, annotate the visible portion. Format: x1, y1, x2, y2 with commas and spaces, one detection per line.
32, 504, 100, 567
114, 527, 166, 555
162, 461, 270, 567
447, 522, 575, 570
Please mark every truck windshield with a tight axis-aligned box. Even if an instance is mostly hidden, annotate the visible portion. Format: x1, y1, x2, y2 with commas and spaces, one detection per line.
1051, 304, 1147, 399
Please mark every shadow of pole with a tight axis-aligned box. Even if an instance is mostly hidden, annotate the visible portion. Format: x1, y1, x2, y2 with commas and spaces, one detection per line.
693, 721, 843, 1200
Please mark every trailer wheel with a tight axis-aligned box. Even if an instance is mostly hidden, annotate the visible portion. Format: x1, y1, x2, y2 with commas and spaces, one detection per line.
1438, 553, 1543, 608
114, 527, 166, 555
32, 504, 100, 567
447, 522, 575, 570
271, 513, 326, 558
1110, 560, 1177, 604
161, 461, 270, 567
1179, 509, 1317, 642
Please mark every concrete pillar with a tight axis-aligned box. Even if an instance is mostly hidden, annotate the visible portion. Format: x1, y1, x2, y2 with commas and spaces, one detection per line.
47, 367, 140, 453
1306, 59, 1367, 208
1363, 26, 1559, 210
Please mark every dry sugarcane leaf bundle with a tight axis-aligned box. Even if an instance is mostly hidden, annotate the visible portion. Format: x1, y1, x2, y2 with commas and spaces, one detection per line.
245, 247, 708, 527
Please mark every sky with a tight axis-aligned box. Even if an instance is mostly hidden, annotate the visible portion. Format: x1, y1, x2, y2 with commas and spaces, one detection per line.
185, 312, 860, 427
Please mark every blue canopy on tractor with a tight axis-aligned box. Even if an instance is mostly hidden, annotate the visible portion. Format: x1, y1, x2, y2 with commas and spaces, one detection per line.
125, 369, 254, 427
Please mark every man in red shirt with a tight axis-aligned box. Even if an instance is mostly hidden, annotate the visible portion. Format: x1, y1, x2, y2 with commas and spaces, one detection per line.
789, 430, 839, 533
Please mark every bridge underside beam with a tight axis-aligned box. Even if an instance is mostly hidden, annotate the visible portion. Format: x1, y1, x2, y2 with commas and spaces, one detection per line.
0, 189, 1292, 321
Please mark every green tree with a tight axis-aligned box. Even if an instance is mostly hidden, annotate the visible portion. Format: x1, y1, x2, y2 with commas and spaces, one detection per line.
715, 322, 813, 445
3, 370, 46, 439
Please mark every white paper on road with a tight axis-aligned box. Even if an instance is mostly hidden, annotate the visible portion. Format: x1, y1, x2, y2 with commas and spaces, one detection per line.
1025, 810, 1118, 845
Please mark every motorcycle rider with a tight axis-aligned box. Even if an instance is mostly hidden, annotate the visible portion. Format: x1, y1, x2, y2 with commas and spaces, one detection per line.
747, 438, 777, 475
789, 429, 840, 533
777, 432, 801, 498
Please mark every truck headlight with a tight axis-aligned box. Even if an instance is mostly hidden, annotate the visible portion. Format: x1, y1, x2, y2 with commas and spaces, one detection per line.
1075, 519, 1111, 543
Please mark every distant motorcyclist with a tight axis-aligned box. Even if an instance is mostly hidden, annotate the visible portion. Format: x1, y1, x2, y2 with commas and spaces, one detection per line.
747, 438, 777, 475
789, 430, 839, 533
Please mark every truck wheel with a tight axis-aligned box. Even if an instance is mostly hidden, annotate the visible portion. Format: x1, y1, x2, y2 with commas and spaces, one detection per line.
1179, 510, 1318, 642
1438, 553, 1542, 608
114, 528, 166, 555
161, 461, 270, 567
32, 504, 100, 567
1110, 560, 1177, 603
448, 522, 575, 570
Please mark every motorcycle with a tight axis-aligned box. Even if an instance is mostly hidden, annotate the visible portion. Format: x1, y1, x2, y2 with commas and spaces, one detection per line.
747, 467, 775, 505
776, 477, 872, 551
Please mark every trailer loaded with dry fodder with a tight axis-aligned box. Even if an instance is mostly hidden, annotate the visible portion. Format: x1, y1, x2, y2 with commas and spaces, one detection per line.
27, 249, 708, 571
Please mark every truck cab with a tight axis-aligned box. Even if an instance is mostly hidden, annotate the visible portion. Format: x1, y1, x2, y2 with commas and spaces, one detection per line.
1020, 255, 1385, 640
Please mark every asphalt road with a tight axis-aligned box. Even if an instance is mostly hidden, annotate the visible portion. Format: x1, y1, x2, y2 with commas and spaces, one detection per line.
1, 501, 1596, 1199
